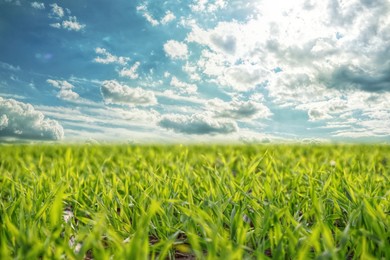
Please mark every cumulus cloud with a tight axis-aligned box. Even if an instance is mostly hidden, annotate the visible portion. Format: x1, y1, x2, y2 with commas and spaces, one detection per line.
190, 0, 227, 13
48, 4, 85, 31
31, 2, 45, 10
161, 11, 176, 24
101, 80, 157, 106
163, 40, 188, 60
119, 62, 140, 79
0, 97, 64, 140
47, 79, 80, 101
170, 76, 197, 94
137, 5, 176, 26
183, 0, 390, 139
94, 48, 130, 66
50, 23, 61, 29
207, 98, 271, 120
159, 112, 238, 135
49, 3, 64, 18
136, 4, 159, 26
47, 79, 74, 89
57, 89, 79, 100
61, 16, 86, 31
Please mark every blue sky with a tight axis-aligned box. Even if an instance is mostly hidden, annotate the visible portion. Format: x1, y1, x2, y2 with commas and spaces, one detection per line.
0, 0, 389, 143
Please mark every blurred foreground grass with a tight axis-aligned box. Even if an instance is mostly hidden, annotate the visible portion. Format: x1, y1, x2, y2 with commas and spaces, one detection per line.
0, 144, 389, 259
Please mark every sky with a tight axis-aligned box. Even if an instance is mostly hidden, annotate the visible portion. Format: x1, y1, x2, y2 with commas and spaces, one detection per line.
0, 0, 389, 143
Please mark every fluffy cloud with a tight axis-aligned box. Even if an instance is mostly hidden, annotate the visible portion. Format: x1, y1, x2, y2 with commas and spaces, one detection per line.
183, 0, 390, 139
170, 77, 197, 94
48, 4, 85, 31
161, 11, 176, 24
119, 62, 140, 79
49, 3, 64, 18
57, 89, 79, 100
47, 79, 80, 101
47, 79, 74, 89
31, 2, 45, 9
94, 48, 130, 66
159, 112, 238, 135
101, 80, 157, 106
0, 97, 64, 140
190, 0, 227, 13
61, 16, 86, 31
136, 5, 159, 26
207, 98, 271, 120
163, 40, 188, 60
137, 5, 176, 26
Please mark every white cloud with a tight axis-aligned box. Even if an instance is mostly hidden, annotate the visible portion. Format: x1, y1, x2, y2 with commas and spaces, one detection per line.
57, 89, 79, 100
182, 0, 390, 140
47, 79, 80, 101
94, 48, 130, 66
163, 40, 188, 60
0, 114, 8, 130
101, 80, 157, 106
31, 2, 45, 10
207, 98, 272, 120
0, 97, 64, 140
136, 4, 159, 26
159, 112, 238, 135
48, 4, 85, 31
49, 23, 61, 29
0, 61, 20, 71
170, 76, 197, 95
161, 11, 176, 24
47, 79, 74, 89
119, 62, 140, 79
49, 3, 64, 18
62, 16, 86, 31
144, 13, 159, 26
190, 0, 226, 13
307, 108, 332, 121
182, 62, 201, 81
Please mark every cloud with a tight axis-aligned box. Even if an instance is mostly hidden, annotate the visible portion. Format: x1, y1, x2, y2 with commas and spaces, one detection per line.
170, 76, 197, 94
101, 80, 157, 106
49, 3, 64, 18
119, 62, 140, 79
61, 16, 86, 31
57, 89, 79, 100
161, 11, 176, 24
136, 5, 176, 26
159, 112, 238, 135
31, 2, 45, 10
307, 108, 332, 121
47, 79, 74, 89
50, 23, 61, 29
47, 79, 80, 101
136, 4, 159, 26
94, 48, 130, 66
0, 61, 20, 71
190, 0, 227, 13
182, 0, 390, 141
0, 97, 64, 140
48, 4, 85, 31
163, 40, 188, 60
207, 98, 272, 120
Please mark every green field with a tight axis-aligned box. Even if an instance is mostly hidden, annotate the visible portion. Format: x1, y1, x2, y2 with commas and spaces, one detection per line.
0, 144, 389, 259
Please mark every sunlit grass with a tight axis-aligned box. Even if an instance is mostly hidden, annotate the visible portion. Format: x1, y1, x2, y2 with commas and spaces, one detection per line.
0, 144, 389, 259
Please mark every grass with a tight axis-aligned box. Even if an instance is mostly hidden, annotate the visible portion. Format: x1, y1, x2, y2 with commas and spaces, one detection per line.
0, 144, 389, 259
